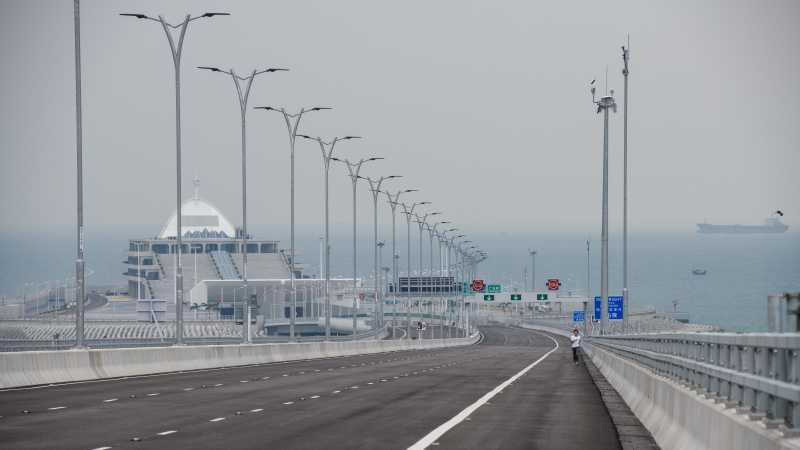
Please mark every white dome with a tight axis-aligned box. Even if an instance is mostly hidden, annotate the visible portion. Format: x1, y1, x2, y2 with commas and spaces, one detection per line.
158, 198, 236, 239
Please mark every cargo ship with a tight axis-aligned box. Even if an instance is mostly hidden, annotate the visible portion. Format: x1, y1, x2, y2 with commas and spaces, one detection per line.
697, 214, 788, 234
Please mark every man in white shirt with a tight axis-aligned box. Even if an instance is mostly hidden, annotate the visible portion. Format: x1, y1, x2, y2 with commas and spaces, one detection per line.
570, 329, 582, 365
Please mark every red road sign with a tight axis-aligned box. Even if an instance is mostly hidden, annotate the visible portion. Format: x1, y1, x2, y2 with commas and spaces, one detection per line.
546, 278, 562, 291
470, 279, 486, 292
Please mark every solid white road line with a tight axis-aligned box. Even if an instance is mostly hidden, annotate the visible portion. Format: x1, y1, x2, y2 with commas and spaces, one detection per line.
209, 417, 226, 422
408, 333, 559, 450
157, 430, 177, 436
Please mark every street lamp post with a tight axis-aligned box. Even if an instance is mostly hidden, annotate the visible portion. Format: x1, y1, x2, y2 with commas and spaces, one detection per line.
122, 10, 229, 345
73, 0, 86, 347
415, 211, 440, 339
199, 65, 288, 343
255, 107, 329, 341
298, 134, 362, 339
427, 221, 449, 338
449, 234, 464, 337
439, 228, 457, 337
590, 79, 617, 335
621, 39, 631, 332
400, 202, 430, 339
385, 189, 417, 339
377, 240, 387, 337
363, 175, 401, 331
528, 249, 537, 292
333, 156, 383, 338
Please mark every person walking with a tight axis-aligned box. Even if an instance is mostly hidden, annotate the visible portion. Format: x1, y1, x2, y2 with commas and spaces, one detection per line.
570, 328, 582, 365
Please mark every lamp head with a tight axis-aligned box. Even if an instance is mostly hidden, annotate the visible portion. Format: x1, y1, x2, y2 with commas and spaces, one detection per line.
120, 13, 151, 19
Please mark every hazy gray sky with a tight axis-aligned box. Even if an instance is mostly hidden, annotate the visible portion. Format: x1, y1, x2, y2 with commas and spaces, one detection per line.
1, 0, 798, 238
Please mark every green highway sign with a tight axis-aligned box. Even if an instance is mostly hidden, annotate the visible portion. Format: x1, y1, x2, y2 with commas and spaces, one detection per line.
486, 284, 501, 293
536, 293, 548, 301
510, 294, 522, 301
483, 294, 495, 301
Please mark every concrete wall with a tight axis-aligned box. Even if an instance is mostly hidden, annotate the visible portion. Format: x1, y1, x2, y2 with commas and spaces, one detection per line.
0, 333, 479, 389
519, 324, 800, 450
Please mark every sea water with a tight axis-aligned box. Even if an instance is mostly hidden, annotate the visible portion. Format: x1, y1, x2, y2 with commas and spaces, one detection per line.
1, 228, 798, 332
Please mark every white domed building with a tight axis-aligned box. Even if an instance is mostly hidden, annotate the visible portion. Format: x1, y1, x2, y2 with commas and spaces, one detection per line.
125, 179, 287, 305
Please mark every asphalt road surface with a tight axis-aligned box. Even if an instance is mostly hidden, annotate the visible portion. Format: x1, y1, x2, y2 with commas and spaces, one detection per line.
0, 326, 620, 449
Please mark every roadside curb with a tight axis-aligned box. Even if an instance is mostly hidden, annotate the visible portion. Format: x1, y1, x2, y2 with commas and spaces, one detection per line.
583, 348, 661, 450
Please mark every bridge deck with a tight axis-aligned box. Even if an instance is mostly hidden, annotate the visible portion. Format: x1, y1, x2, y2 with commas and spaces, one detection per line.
0, 326, 627, 449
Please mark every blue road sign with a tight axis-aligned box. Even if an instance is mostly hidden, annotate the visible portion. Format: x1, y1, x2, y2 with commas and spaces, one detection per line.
572, 310, 585, 322
608, 296, 624, 320
594, 297, 601, 321
594, 296, 624, 321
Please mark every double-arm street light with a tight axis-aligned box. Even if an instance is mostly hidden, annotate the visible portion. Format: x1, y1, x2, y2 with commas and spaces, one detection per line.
122, 10, 229, 345
414, 211, 440, 338
255, 106, 330, 341
447, 233, 464, 337
427, 220, 449, 338
590, 79, 617, 335
362, 175, 401, 331
298, 134, 362, 339
333, 156, 383, 338
385, 189, 417, 338
199, 65, 288, 343
439, 227, 457, 337
400, 201, 430, 338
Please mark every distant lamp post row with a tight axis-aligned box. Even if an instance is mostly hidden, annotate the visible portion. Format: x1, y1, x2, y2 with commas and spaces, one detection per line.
120, 11, 487, 346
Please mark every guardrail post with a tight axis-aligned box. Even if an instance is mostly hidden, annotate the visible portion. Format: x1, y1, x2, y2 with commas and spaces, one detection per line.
752, 347, 769, 419
787, 293, 800, 332
768, 295, 784, 332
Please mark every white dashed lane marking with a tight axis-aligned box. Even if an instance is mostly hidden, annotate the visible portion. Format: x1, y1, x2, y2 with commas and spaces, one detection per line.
282, 401, 294, 405
103, 398, 118, 403
250, 408, 264, 413
310, 395, 320, 399
146, 393, 159, 397
157, 430, 177, 436
91, 447, 112, 450
183, 388, 194, 391
48, 406, 67, 411
332, 390, 341, 394
214, 383, 223, 387
209, 417, 226, 422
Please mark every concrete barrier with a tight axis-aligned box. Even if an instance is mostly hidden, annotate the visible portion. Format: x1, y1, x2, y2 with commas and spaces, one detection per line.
0, 333, 480, 389
519, 324, 800, 450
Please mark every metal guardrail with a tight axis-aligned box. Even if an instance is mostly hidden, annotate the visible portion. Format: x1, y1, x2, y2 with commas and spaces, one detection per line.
590, 333, 800, 435
0, 325, 390, 352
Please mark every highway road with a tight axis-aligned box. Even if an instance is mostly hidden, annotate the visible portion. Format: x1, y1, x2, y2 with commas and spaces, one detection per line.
0, 326, 621, 449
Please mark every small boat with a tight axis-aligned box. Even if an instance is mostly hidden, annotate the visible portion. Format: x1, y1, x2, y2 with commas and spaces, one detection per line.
692, 269, 707, 276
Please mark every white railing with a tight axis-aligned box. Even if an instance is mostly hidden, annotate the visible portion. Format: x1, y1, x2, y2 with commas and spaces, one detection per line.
590, 332, 800, 434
